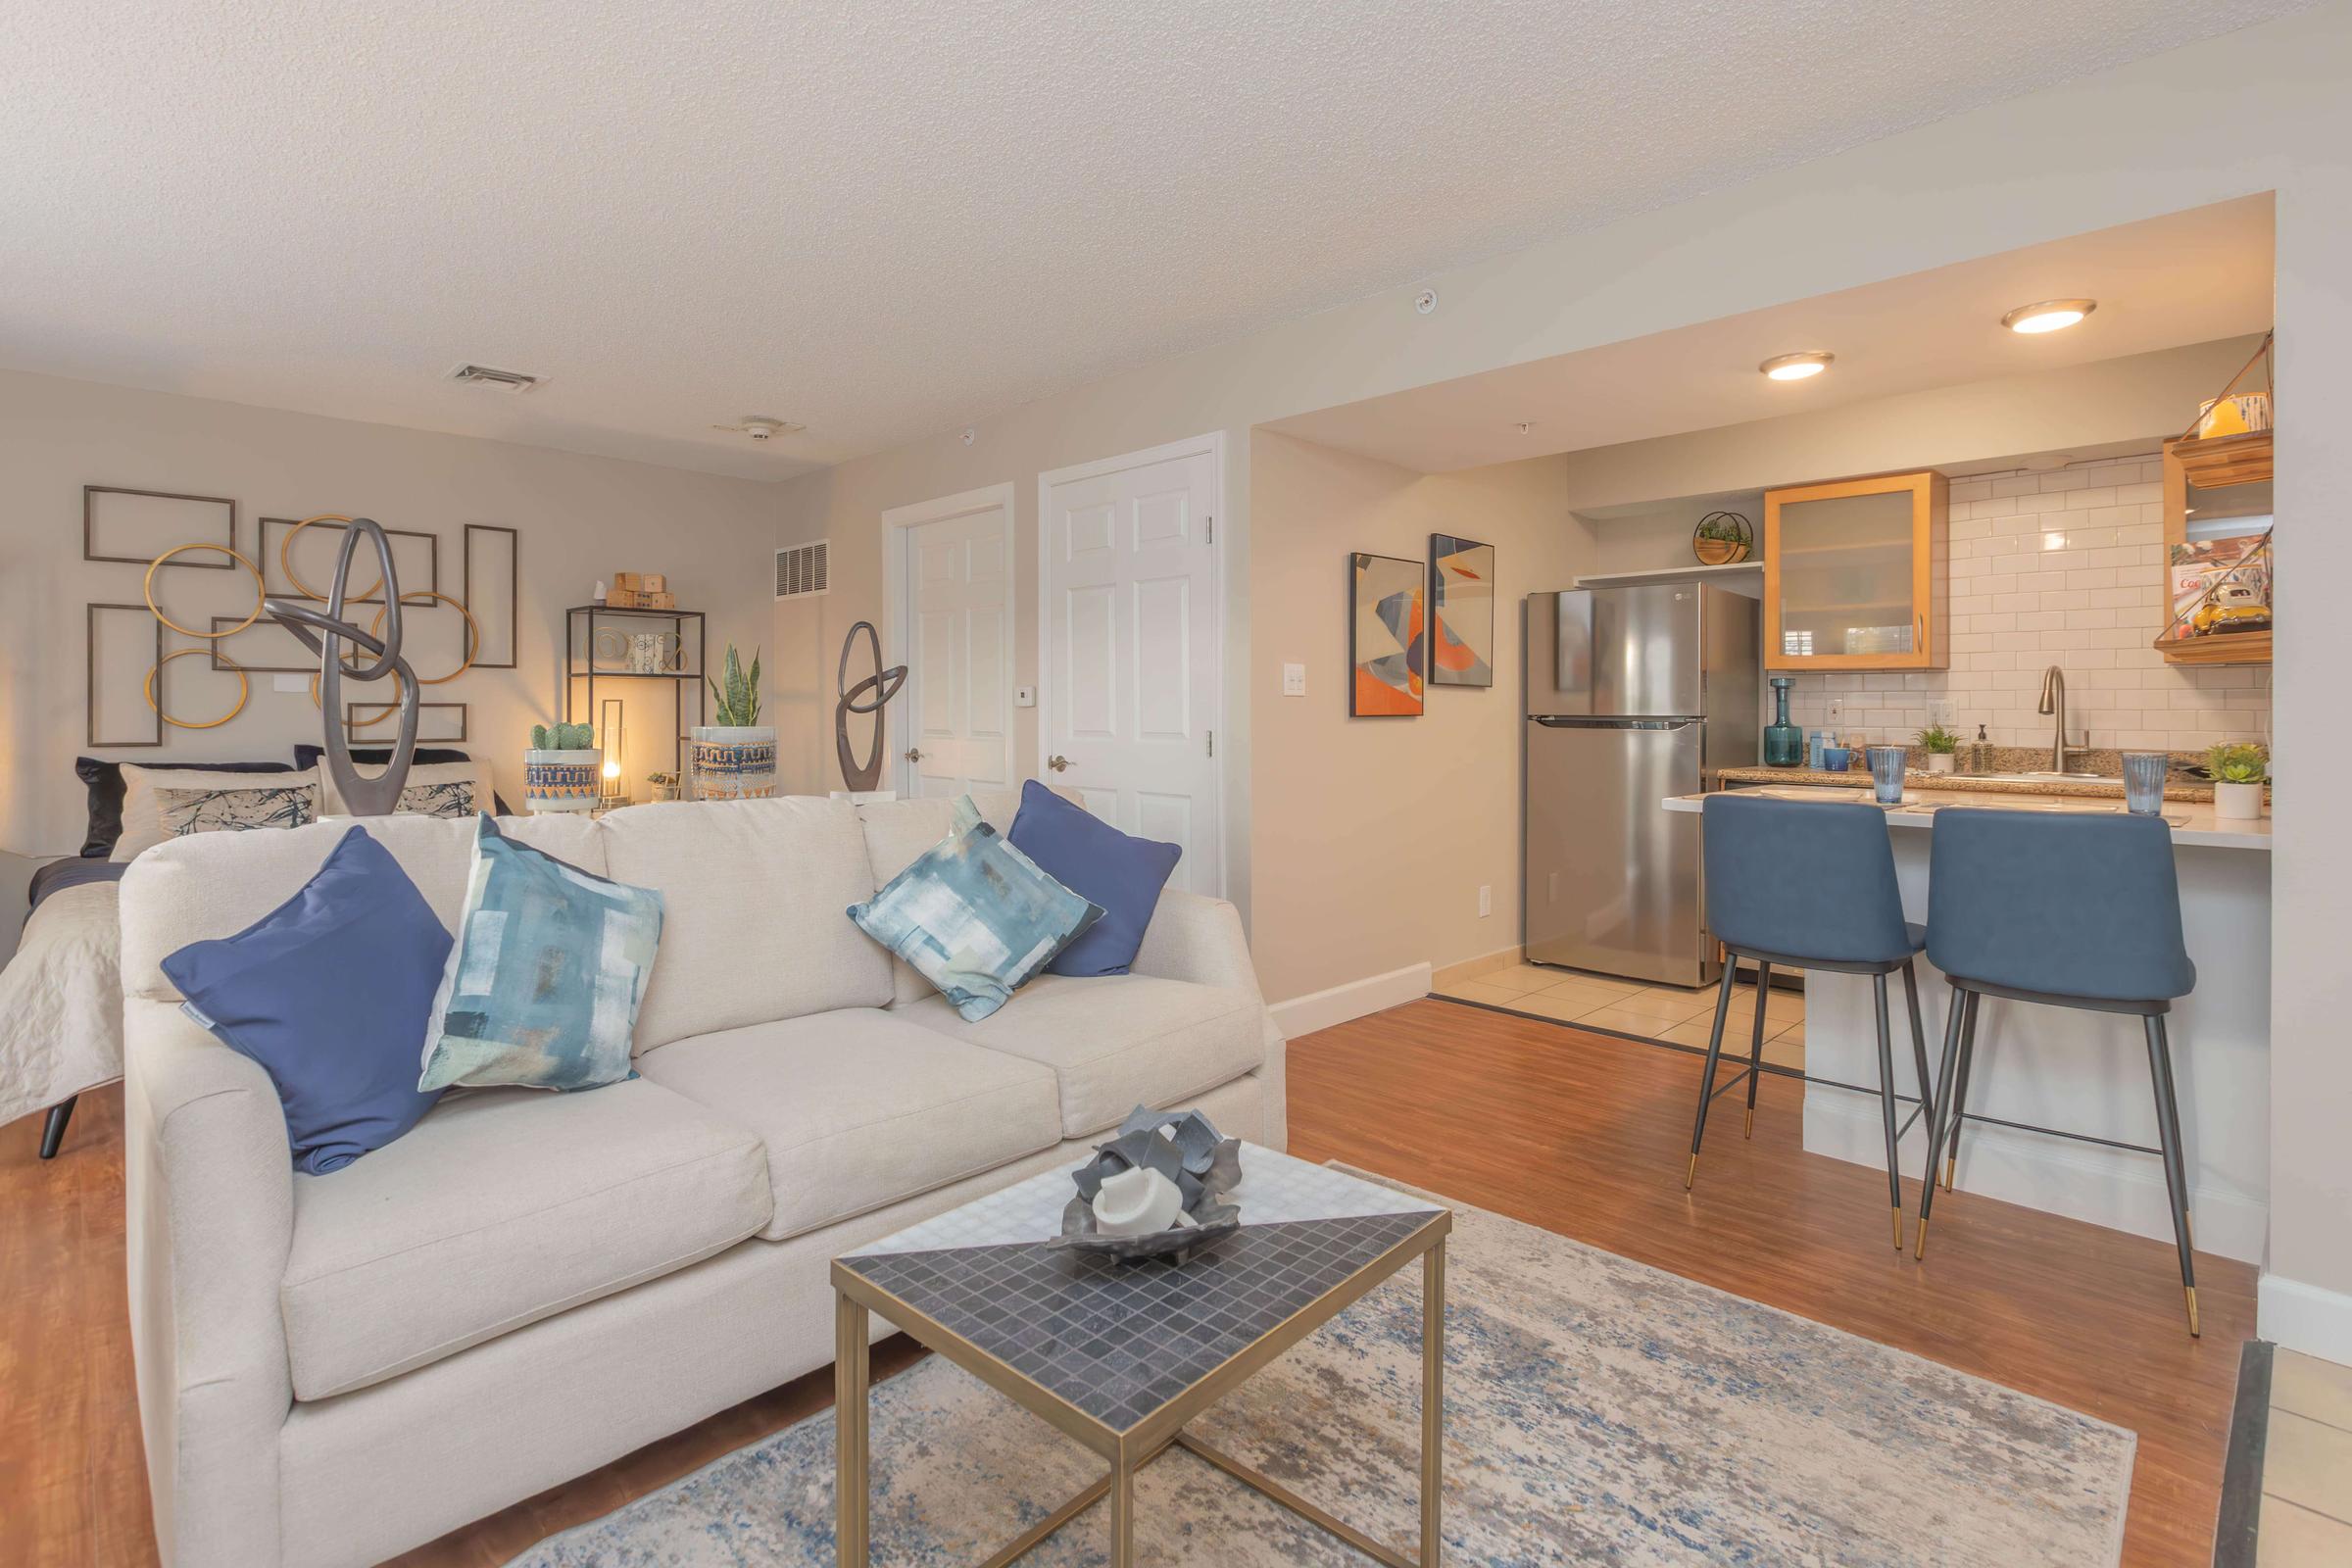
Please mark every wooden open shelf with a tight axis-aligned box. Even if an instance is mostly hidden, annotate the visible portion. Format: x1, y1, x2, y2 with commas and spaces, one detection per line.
2171, 428, 2272, 488
2157, 628, 2271, 665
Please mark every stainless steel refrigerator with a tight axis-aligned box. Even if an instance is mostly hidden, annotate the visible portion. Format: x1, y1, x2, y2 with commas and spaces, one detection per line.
1523, 584, 1760, 987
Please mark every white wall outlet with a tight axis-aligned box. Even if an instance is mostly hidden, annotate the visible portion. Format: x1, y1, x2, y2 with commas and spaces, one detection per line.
1014, 685, 1036, 709
1281, 662, 1307, 697
1478, 884, 1493, 918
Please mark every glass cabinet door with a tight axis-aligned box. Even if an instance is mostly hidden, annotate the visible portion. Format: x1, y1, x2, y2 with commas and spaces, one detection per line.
1765, 472, 1944, 669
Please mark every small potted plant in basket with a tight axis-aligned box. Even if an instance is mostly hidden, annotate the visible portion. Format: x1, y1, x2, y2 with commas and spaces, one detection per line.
691, 645, 776, 801
523, 723, 603, 813
2205, 742, 2268, 820
1915, 723, 1960, 775
1692, 510, 1753, 566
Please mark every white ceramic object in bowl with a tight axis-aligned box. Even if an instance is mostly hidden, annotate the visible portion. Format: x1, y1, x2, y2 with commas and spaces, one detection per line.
2213, 780, 2264, 819
1091, 1166, 1184, 1238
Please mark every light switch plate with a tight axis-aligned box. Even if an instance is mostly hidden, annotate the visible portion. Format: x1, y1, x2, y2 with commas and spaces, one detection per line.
1014, 685, 1036, 708
1477, 884, 1492, 918
1281, 662, 1307, 697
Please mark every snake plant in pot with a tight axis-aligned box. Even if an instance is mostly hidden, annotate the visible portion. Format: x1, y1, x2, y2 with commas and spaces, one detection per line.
523, 722, 603, 813
692, 645, 776, 801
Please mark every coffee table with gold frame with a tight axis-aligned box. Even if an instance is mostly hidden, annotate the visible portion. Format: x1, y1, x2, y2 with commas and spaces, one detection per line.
830, 1145, 1449, 1567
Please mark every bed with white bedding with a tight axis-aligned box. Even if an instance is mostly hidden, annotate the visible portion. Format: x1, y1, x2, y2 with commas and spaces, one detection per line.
0, 862, 125, 1135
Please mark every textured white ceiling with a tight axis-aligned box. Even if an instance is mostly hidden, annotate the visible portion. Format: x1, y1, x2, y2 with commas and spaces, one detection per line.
0, 1, 2310, 480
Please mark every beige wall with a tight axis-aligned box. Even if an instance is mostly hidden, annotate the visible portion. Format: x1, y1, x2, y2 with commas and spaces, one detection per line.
767, 11, 2351, 1343
1247, 432, 1592, 1003
1, 369, 778, 866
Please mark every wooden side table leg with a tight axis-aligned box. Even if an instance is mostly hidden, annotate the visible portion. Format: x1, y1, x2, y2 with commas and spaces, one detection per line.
1422, 1238, 1445, 1565
1109, 1442, 1135, 1568
835, 1293, 870, 1567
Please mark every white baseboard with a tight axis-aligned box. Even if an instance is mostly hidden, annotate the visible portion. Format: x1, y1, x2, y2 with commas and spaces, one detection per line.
2261, 1273, 2352, 1365
1269, 962, 1434, 1038
1804, 1092, 2267, 1265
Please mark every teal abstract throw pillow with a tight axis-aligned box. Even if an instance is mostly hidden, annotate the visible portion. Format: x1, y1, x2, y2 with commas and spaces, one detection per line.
419, 815, 664, 1092
848, 796, 1102, 1022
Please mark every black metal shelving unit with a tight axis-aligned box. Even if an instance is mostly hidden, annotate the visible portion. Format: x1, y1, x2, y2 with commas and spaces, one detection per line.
564, 605, 708, 786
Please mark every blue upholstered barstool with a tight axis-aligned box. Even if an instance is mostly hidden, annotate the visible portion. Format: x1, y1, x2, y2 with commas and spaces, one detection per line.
1690, 794, 1936, 1250
1913, 808, 2201, 1334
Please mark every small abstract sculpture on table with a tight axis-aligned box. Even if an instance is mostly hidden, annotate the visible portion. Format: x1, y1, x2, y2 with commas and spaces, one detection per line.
834, 619, 907, 793
265, 517, 418, 815
1054, 1105, 1244, 1263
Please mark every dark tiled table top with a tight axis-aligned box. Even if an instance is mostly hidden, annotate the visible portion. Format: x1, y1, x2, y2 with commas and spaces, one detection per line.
840, 1211, 1439, 1433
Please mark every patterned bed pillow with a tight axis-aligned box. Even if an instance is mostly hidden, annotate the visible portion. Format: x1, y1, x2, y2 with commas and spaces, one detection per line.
396, 779, 477, 818
153, 781, 320, 840
846, 795, 1102, 1022
418, 813, 664, 1092
111, 764, 321, 860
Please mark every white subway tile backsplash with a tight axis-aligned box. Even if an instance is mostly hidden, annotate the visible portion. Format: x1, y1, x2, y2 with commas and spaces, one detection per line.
1780, 453, 2267, 748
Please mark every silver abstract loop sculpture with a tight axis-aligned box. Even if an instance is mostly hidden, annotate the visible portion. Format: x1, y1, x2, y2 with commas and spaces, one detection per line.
835, 619, 906, 793
264, 517, 420, 816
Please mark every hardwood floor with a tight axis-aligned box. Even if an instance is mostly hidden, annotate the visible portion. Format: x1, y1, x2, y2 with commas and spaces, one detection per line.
2, 999, 2250, 1566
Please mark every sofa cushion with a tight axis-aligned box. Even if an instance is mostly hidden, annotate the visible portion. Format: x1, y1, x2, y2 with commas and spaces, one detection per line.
122, 810, 606, 1002
281, 1076, 769, 1400
635, 1008, 1060, 1240
900, 973, 1265, 1139
601, 797, 891, 1050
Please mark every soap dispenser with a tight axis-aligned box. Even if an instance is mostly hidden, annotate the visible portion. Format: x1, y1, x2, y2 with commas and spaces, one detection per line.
1966, 724, 1992, 776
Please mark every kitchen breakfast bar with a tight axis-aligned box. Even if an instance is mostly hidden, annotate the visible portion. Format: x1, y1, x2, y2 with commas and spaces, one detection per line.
1661, 782, 2273, 1265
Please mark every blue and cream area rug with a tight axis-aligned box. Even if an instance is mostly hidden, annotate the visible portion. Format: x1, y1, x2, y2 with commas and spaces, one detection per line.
514, 1173, 2132, 1566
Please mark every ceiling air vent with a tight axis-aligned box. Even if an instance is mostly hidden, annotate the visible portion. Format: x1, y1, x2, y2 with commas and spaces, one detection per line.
776, 540, 830, 601
447, 363, 545, 393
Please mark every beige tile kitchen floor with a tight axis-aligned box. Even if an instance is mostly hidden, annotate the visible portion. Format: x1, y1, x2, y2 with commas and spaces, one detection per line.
2259, 1349, 2352, 1564
1434, 964, 1805, 1069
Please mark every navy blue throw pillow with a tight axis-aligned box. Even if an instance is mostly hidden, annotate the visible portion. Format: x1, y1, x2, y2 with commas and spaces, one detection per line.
1006, 780, 1182, 977
161, 826, 450, 1174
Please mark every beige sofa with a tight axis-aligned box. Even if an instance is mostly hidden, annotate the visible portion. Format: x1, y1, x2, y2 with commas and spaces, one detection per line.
119, 791, 1285, 1568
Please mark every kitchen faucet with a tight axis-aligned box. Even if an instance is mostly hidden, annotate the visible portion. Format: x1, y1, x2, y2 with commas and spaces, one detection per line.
2037, 664, 2085, 772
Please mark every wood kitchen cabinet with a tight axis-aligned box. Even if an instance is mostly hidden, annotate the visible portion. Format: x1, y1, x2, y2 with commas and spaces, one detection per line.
1763, 469, 1948, 671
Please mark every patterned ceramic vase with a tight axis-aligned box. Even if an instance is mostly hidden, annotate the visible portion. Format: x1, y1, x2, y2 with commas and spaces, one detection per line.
522, 749, 604, 812
690, 725, 777, 801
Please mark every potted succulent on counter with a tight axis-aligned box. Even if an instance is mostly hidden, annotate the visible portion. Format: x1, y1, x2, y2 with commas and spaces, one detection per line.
691, 645, 777, 801
2205, 741, 2268, 819
523, 722, 603, 813
1916, 723, 1960, 775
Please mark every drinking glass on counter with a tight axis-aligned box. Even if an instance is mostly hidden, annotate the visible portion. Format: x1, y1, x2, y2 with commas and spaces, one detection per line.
1867, 745, 1908, 805
2122, 752, 2170, 815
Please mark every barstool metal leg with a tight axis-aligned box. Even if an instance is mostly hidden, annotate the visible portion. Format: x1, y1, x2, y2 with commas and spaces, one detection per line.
1872, 974, 1903, 1250
39, 1096, 76, 1160
1685, 960, 1739, 1189
2144, 1014, 2200, 1337
1744, 961, 1773, 1137
1900, 960, 1934, 1139
1914, 987, 1967, 1260
1943, 994, 1980, 1191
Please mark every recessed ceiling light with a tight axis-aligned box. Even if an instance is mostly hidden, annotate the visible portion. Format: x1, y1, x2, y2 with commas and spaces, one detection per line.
1759, 352, 1834, 381
2002, 298, 2097, 334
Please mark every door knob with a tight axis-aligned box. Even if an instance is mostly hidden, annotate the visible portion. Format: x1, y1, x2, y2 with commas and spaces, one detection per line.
1048, 754, 1070, 772
905, 748, 923, 762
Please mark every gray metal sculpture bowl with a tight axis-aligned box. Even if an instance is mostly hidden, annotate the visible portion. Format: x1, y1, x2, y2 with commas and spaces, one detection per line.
1053, 1105, 1244, 1263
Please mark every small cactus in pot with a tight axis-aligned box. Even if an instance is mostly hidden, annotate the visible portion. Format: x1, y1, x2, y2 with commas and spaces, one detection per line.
524, 721, 603, 813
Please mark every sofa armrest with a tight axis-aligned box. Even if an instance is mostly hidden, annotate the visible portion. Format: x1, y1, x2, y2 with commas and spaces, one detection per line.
124, 996, 294, 1568
1130, 889, 1262, 998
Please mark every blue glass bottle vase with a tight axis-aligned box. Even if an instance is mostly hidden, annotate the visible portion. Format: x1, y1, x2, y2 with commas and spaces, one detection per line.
1763, 676, 1804, 767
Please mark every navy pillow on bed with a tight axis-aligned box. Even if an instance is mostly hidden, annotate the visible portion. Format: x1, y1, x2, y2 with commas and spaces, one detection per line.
161, 826, 449, 1174
1005, 779, 1182, 977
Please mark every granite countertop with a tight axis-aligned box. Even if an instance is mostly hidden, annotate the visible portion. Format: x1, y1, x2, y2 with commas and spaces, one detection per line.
1669, 784, 2272, 851
1714, 766, 2222, 805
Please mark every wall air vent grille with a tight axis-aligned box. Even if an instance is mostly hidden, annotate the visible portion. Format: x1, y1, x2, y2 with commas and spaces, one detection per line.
447, 363, 545, 393
776, 540, 830, 600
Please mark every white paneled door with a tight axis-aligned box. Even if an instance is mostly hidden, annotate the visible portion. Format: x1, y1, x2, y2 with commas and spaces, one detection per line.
1039, 434, 1223, 895
888, 486, 1013, 799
